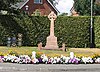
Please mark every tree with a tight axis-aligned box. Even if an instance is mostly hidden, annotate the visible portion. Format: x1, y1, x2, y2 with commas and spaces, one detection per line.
73, 0, 91, 16
73, 0, 100, 16
59, 13, 68, 16
0, 0, 19, 15
94, 3, 100, 15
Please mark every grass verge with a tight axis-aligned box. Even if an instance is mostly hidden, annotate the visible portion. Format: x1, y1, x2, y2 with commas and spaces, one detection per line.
0, 46, 100, 57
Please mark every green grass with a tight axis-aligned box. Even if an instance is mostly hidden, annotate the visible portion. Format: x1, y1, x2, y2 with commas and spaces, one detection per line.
0, 46, 100, 57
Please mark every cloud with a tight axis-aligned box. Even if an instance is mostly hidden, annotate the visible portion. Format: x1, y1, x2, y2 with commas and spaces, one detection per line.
56, 0, 74, 14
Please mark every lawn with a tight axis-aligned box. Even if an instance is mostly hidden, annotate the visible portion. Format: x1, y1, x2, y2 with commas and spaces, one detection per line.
0, 46, 100, 57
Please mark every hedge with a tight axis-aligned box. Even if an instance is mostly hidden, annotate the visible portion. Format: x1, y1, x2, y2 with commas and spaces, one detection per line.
0, 15, 99, 48
94, 16, 100, 47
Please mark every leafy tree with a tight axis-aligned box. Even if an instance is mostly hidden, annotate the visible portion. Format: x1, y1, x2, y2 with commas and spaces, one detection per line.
0, 0, 19, 15
73, 0, 91, 16
59, 13, 68, 16
94, 3, 100, 15
73, 0, 100, 16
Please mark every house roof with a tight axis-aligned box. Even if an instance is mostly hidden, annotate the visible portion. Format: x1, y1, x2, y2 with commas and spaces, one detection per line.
47, 0, 60, 13
12, 0, 59, 13
11, 0, 29, 9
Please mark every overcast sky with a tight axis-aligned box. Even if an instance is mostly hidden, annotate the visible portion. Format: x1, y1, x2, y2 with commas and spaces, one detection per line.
55, 0, 74, 15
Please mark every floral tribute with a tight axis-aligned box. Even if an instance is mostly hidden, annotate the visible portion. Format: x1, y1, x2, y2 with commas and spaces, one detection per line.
0, 51, 100, 64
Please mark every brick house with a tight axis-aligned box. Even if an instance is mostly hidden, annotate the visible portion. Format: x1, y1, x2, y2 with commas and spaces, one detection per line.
14, 0, 59, 16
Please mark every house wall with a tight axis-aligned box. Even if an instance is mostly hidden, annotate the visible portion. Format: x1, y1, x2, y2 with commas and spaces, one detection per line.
21, 0, 57, 16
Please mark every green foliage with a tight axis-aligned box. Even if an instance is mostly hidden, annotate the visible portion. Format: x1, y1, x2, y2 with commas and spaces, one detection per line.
94, 16, 100, 47
9, 51, 18, 56
74, 0, 100, 16
94, 4, 100, 15
55, 16, 90, 47
74, 0, 91, 16
59, 13, 68, 16
0, 15, 92, 48
0, 0, 17, 10
0, 0, 19, 15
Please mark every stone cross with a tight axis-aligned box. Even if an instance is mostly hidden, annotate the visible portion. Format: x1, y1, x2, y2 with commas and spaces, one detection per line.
45, 11, 58, 49
48, 11, 57, 36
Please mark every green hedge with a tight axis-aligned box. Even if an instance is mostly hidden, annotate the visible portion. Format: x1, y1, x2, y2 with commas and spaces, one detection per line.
0, 15, 93, 47
56, 16, 90, 47
94, 16, 100, 48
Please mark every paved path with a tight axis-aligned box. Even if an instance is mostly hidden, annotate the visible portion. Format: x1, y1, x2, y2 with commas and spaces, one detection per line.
0, 63, 100, 72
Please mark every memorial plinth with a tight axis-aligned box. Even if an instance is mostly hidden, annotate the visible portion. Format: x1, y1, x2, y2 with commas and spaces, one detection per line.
45, 11, 58, 49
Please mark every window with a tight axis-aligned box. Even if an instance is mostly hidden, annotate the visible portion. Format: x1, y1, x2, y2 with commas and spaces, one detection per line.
34, 9, 41, 16
34, 0, 42, 4
31, 9, 41, 16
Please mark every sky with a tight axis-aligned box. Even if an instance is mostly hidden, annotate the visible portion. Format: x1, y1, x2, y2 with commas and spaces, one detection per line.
55, 0, 74, 15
